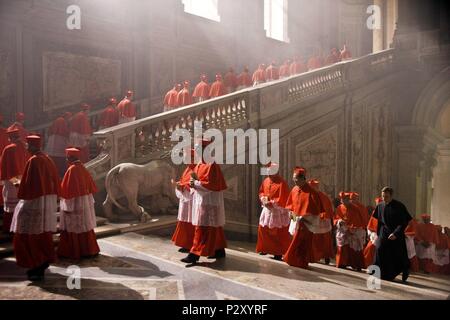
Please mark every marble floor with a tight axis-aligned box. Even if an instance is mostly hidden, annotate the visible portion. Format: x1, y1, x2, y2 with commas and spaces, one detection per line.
0, 232, 449, 300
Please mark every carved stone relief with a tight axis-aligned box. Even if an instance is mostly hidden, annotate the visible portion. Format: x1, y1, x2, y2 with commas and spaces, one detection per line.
351, 103, 364, 193
295, 127, 338, 198
42, 51, 122, 111
370, 103, 390, 196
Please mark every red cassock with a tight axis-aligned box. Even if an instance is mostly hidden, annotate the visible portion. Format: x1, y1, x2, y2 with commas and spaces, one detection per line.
46, 117, 70, 176
57, 161, 100, 260
404, 219, 419, 272
290, 60, 307, 75
224, 72, 238, 91
256, 175, 292, 256
279, 63, 291, 78
0, 141, 30, 232
415, 222, 439, 273
209, 80, 226, 98
353, 201, 370, 228
237, 71, 253, 88
190, 162, 228, 257
0, 127, 9, 155
0, 142, 30, 180
118, 97, 137, 119
307, 56, 323, 70
192, 81, 211, 100
252, 68, 266, 84
310, 191, 335, 263
363, 213, 378, 268
172, 164, 196, 250
334, 203, 366, 270
13, 152, 60, 269
69, 112, 92, 163
283, 183, 322, 269
265, 65, 280, 81
0, 126, 11, 222
98, 106, 119, 129
164, 88, 180, 108
177, 88, 192, 106
8, 123, 29, 143
325, 53, 340, 65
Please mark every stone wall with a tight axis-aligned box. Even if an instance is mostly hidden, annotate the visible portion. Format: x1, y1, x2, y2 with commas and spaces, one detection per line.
0, 0, 343, 127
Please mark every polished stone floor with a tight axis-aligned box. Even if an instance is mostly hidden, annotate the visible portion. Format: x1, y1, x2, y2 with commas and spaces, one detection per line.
0, 232, 449, 300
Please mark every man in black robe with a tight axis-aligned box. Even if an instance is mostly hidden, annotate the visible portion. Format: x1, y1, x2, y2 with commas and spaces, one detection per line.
373, 187, 412, 282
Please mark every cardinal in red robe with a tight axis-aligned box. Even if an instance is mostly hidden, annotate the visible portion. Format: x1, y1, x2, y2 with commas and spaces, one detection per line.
309, 179, 335, 265
325, 48, 341, 65
236, 67, 253, 90
279, 60, 292, 79
290, 56, 307, 75
164, 84, 181, 112
177, 81, 193, 107
8, 112, 29, 143
98, 97, 119, 130
0, 128, 30, 233
46, 114, 70, 177
283, 167, 324, 269
209, 74, 227, 98
0, 114, 11, 233
363, 197, 382, 268
415, 214, 439, 274
57, 147, 100, 260
334, 192, 366, 271
307, 53, 323, 71
224, 68, 238, 94
118, 90, 137, 123
180, 139, 228, 264
10, 135, 60, 281
256, 163, 291, 260
69, 104, 92, 163
252, 64, 266, 86
171, 149, 196, 252
265, 61, 280, 81
192, 75, 210, 103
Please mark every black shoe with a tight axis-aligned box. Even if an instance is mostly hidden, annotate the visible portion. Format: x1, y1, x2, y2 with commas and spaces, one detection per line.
26, 268, 44, 282
272, 255, 282, 261
402, 270, 410, 283
178, 248, 190, 253
324, 258, 330, 265
259, 252, 267, 256
181, 253, 199, 264
208, 249, 226, 259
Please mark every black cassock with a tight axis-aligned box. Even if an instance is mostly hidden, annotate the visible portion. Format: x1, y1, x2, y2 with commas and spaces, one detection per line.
373, 199, 412, 281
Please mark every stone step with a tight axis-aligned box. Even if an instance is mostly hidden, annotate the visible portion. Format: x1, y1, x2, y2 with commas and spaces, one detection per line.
0, 242, 13, 259
0, 215, 177, 259
0, 233, 12, 244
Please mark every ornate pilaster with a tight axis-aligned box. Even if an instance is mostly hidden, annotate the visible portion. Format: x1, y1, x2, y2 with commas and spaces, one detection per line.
395, 126, 444, 216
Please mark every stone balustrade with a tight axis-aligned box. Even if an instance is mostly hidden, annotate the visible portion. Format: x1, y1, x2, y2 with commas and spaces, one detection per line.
84, 49, 395, 180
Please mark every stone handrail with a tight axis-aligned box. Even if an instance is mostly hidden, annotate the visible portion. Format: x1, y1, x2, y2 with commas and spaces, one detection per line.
86, 49, 395, 180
